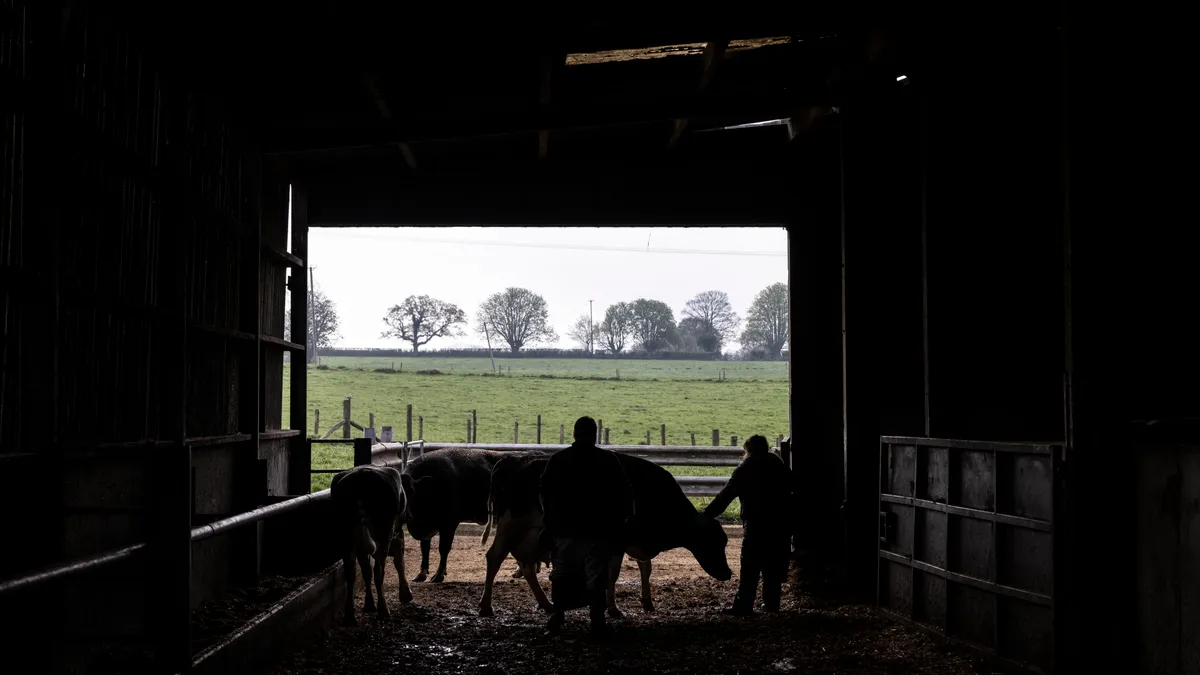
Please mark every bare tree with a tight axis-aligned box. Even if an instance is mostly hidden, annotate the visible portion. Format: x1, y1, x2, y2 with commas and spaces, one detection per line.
630, 299, 680, 353
285, 287, 341, 364
740, 282, 789, 357
682, 290, 740, 352
567, 313, 599, 352
475, 287, 558, 353
380, 295, 467, 352
677, 316, 713, 353
599, 302, 634, 354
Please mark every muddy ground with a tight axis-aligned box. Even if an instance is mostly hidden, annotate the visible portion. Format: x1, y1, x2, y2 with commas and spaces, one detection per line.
259, 533, 1017, 675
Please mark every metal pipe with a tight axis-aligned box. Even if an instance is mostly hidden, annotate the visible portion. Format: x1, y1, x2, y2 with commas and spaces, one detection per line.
0, 543, 147, 596
190, 489, 331, 543
382, 442, 743, 456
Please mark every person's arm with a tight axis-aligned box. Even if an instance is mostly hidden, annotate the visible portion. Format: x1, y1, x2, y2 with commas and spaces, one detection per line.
702, 464, 743, 519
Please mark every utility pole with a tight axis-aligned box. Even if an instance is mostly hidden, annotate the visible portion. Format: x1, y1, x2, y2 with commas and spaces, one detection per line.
588, 299, 594, 355
308, 266, 316, 364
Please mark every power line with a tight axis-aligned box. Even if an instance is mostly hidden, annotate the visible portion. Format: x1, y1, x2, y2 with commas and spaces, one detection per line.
315, 231, 787, 257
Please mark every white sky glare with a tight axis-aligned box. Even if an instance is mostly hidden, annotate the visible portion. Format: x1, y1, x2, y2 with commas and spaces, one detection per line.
303, 226, 788, 352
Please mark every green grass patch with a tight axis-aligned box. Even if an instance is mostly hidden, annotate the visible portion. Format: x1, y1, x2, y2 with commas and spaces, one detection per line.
288, 357, 780, 521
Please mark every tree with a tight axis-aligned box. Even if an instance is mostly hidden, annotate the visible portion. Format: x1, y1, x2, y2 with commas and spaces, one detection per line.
677, 316, 717, 353
475, 287, 558, 353
284, 287, 341, 364
567, 313, 599, 353
682, 290, 740, 352
599, 302, 634, 354
629, 299, 680, 353
740, 282, 789, 357
380, 295, 467, 352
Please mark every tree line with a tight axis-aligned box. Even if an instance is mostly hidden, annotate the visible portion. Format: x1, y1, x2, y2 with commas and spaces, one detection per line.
289, 283, 789, 360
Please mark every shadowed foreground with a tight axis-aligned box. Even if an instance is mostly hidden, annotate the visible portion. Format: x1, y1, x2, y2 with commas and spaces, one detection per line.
257, 534, 1017, 675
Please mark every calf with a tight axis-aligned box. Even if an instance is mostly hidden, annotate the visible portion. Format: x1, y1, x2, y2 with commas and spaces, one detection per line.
330, 465, 417, 625
404, 447, 548, 583
478, 452, 733, 618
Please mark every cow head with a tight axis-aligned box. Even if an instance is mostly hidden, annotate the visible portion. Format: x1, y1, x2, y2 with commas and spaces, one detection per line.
399, 474, 432, 525
688, 513, 733, 581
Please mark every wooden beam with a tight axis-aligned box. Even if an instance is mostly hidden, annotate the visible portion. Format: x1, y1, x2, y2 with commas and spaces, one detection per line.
669, 39, 728, 148
363, 74, 418, 170
538, 52, 567, 160
262, 87, 836, 155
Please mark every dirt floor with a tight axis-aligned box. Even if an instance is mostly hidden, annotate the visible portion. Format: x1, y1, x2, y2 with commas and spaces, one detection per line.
259, 533, 1019, 675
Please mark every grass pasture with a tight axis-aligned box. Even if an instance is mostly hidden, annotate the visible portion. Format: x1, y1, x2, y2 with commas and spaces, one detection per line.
286, 356, 789, 520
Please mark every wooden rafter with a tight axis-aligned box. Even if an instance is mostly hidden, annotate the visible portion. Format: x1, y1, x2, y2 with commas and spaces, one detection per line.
668, 39, 728, 148
362, 74, 418, 170
537, 52, 566, 159
263, 86, 835, 155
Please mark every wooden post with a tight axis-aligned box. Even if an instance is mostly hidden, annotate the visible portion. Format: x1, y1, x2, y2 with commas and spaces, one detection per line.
406, 404, 413, 442
731, 435, 738, 447
661, 424, 666, 445
353, 437, 372, 467
472, 410, 477, 443
514, 420, 519, 444
418, 416, 424, 440
712, 429, 719, 446
559, 424, 565, 443
343, 397, 352, 439
537, 415, 542, 444
597, 419, 603, 444
646, 430, 652, 445
467, 418, 473, 444
604, 428, 610, 444
313, 409, 320, 437
691, 433, 696, 446
369, 412, 375, 434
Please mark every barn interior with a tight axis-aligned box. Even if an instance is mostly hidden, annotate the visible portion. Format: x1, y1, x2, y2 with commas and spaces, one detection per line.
1, 1, 1196, 674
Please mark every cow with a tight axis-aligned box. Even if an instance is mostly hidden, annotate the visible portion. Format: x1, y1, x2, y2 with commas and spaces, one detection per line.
329, 464, 416, 626
404, 447, 549, 583
478, 452, 733, 618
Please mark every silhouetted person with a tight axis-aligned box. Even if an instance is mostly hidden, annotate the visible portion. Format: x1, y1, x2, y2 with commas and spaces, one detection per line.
703, 434, 794, 615
539, 416, 634, 635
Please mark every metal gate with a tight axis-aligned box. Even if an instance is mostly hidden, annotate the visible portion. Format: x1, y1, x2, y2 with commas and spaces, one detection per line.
877, 436, 1062, 673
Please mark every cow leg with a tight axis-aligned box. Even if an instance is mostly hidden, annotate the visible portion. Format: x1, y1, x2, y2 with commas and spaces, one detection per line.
413, 537, 431, 582
430, 525, 458, 583
637, 559, 655, 612
341, 546, 359, 626
372, 521, 394, 618
390, 535, 413, 604
605, 553, 625, 619
357, 547, 376, 613
479, 541, 509, 617
510, 558, 525, 579
521, 562, 554, 614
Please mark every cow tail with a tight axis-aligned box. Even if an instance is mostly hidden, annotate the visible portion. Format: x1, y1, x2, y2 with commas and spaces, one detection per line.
481, 493, 494, 545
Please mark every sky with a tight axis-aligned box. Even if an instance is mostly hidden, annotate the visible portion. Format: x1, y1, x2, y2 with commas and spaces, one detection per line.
290, 226, 788, 352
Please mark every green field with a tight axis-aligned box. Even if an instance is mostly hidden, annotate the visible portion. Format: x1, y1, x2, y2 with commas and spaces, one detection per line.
285, 357, 789, 521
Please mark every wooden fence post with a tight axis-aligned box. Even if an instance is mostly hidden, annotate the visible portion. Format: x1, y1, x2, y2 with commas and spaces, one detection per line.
537, 415, 542, 444
731, 435, 738, 447
418, 416, 424, 440
646, 430, 651, 445
712, 429, 719, 446
597, 419, 603, 444
661, 424, 666, 445
406, 405, 413, 442
472, 410, 478, 443
514, 420, 519, 444
604, 428, 610, 444
559, 424, 565, 443
343, 397, 352, 439
313, 409, 320, 437
467, 418, 473, 444
691, 432, 696, 446
369, 412, 375, 434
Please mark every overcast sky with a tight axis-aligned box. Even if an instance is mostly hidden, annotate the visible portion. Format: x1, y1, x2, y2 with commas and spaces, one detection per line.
294, 226, 788, 352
